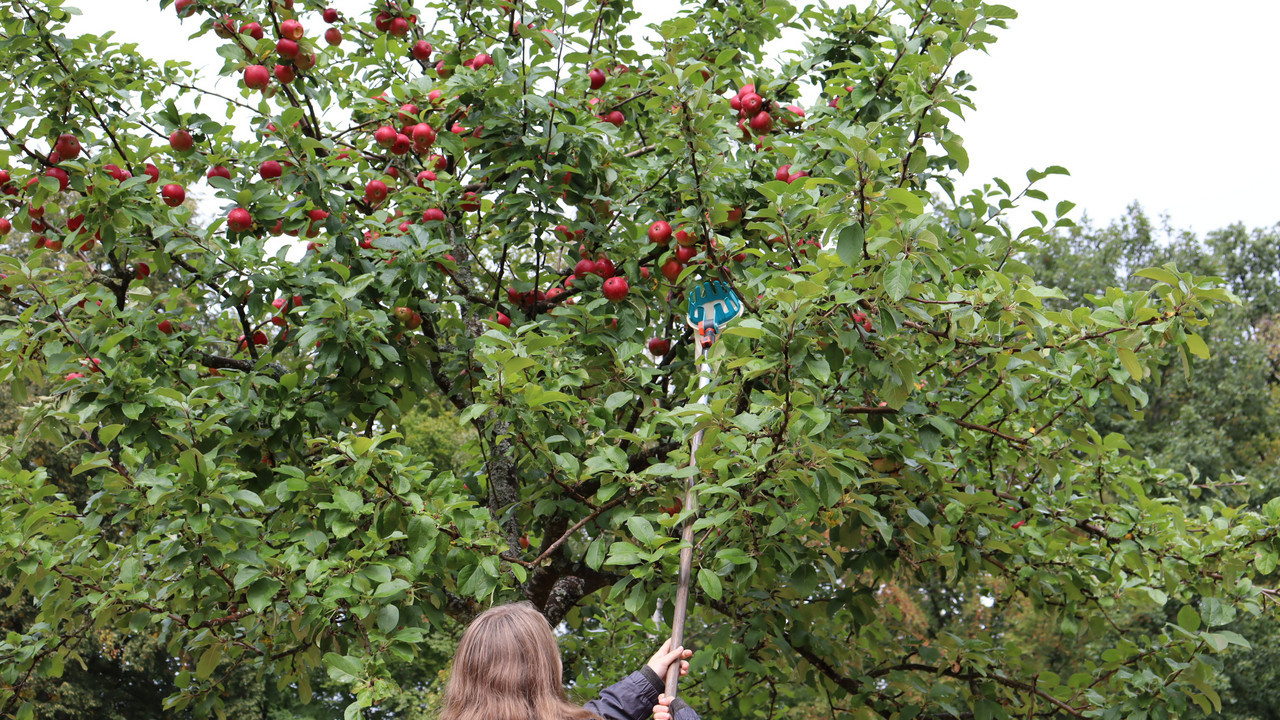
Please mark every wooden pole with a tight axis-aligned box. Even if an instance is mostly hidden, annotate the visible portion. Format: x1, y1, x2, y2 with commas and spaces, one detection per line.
666, 334, 709, 698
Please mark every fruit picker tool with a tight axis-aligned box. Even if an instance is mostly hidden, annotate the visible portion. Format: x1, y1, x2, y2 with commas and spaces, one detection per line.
666, 280, 743, 698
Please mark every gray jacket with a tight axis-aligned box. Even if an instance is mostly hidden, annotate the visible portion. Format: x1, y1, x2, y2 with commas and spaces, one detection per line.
585, 667, 701, 720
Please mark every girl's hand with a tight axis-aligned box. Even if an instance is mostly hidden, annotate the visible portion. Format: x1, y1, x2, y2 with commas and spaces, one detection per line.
653, 693, 677, 720
646, 639, 692, 679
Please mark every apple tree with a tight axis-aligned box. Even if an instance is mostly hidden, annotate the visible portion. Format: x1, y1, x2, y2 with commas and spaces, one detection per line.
1, 0, 1275, 718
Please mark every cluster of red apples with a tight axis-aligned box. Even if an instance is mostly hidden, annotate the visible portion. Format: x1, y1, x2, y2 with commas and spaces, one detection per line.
0, 131, 195, 260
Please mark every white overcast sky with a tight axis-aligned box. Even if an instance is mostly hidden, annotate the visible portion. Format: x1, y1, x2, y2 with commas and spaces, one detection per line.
65, 0, 1280, 237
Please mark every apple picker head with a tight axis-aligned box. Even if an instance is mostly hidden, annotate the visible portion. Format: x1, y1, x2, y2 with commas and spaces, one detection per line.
686, 280, 743, 348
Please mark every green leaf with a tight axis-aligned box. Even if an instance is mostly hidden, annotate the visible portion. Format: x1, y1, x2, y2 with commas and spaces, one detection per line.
323, 653, 364, 684
604, 391, 634, 411
886, 188, 924, 215
1184, 333, 1209, 359
196, 645, 222, 680
377, 604, 400, 634
247, 578, 280, 613
884, 259, 913, 301
1117, 347, 1144, 380
627, 516, 656, 545
334, 488, 365, 514
1178, 605, 1200, 632
697, 568, 723, 600
837, 224, 864, 266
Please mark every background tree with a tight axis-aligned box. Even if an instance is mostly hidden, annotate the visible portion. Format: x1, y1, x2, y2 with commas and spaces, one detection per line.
1020, 205, 1280, 720
0, 1, 1275, 720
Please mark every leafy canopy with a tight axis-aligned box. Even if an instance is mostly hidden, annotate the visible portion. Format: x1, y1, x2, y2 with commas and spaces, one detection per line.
0, 1, 1275, 719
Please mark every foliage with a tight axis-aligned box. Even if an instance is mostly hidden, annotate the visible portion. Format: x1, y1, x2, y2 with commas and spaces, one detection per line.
1020, 206, 1280, 720
0, 1, 1275, 719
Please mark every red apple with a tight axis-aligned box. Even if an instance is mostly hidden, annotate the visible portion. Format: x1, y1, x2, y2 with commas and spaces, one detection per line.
412, 123, 436, 148
422, 208, 445, 222
588, 68, 606, 90
749, 111, 773, 134
324, 27, 342, 46
648, 220, 672, 244
495, 312, 512, 328
228, 207, 253, 232
574, 258, 595, 277
374, 125, 397, 148
365, 179, 388, 204
259, 160, 283, 180
158, 319, 175, 335
241, 22, 264, 40
53, 134, 81, 161
648, 337, 670, 356
322, 8, 339, 22
675, 228, 697, 246
391, 133, 412, 155
66, 214, 85, 232
411, 40, 433, 61
775, 164, 791, 182
390, 17, 409, 35
161, 183, 186, 207
674, 245, 697, 264
274, 64, 296, 83
605, 110, 625, 127
602, 276, 628, 301
207, 165, 232, 182
740, 93, 763, 116
280, 19, 304, 41
416, 170, 437, 187
45, 167, 70, 192
594, 257, 616, 279
436, 60, 451, 78
460, 192, 480, 212
276, 38, 299, 59
169, 129, 193, 153
0, 218, 10, 235
135, 262, 151, 280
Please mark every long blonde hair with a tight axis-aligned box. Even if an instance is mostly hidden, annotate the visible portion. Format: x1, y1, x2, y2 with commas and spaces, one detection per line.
438, 602, 603, 720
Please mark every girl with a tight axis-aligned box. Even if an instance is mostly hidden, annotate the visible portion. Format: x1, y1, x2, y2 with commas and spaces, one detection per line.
437, 602, 700, 720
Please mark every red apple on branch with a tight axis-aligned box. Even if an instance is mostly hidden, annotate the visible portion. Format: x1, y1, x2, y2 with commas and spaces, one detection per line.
648, 220, 672, 244
228, 207, 253, 232
160, 183, 186, 207
280, 19, 304, 41
169, 129, 193, 153
602, 276, 628, 301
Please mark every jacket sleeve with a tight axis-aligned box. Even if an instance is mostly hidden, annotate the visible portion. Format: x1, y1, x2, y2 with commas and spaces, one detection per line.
583, 667, 702, 720
584, 667, 665, 720
669, 697, 702, 720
